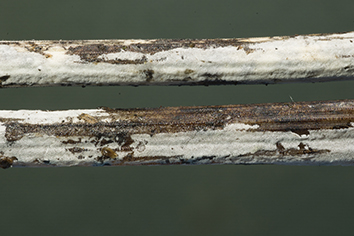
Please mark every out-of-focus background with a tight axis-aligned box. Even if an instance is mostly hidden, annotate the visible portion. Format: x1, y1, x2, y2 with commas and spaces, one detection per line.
0, 0, 354, 235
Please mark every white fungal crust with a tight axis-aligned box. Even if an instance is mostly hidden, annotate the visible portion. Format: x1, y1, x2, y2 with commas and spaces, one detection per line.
0, 119, 353, 168
0, 99, 352, 168
0, 32, 354, 87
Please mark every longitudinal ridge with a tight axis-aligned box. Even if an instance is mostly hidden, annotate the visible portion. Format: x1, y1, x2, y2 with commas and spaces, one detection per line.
0, 99, 353, 168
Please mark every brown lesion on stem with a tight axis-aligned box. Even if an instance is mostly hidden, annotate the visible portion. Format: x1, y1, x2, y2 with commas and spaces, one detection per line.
238, 142, 330, 160
65, 38, 248, 60
67, 147, 86, 154
23, 42, 52, 58
0, 152, 17, 169
110, 153, 182, 166
1, 31, 352, 65
2, 100, 354, 143
277, 142, 330, 156
78, 113, 98, 124
63, 38, 262, 64
62, 138, 82, 144
97, 147, 118, 162
0, 75, 10, 88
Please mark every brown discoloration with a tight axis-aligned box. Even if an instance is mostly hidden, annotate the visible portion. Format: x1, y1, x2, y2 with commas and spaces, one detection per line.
114, 132, 133, 146
67, 147, 86, 154
276, 142, 285, 152
237, 45, 256, 54
110, 154, 219, 166
76, 53, 148, 65
143, 69, 154, 82
343, 65, 354, 72
67, 43, 123, 62
62, 138, 82, 144
0, 75, 10, 88
78, 113, 98, 124
179, 79, 238, 86
184, 69, 194, 74
99, 138, 113, 146
66, 39, 246, 60
117, 133, 134, 151
3, 100, 354, 143
61, 38, 264, 64
118, 153, 179, 165
23, 42, 52, 58
122, 153, 161, 162
105, 57, 147, 65
0, 75, 10, 82
0, 153, 17, 169
100, 147, 117, 160
201, 73, 220, 79
29, 158, 55, 166
0, 31, 351, 67
0, 31, 350, 54
290, 129, 310, 136
278, 142, 330, 156
1, 36, 354, 87
239, 142, 330, 159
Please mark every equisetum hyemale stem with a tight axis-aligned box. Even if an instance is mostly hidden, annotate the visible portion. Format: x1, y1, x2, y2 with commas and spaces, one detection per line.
0, 99, 353, 168
0, 31, 354, 87
1, 32, 353, 168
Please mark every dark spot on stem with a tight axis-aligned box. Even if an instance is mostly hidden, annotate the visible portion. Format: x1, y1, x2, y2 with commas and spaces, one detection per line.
143, 69, 154, 82
67, 147, 86, 154
62, 138, 82, 144
291, 129, 310, 136
0, 152, 17, 169
239, 142, 330, 159
0, 75, 10, 87
0, 75, 10, 82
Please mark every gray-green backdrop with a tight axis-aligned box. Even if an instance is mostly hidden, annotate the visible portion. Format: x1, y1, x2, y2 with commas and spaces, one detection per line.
0, 0, 354, 235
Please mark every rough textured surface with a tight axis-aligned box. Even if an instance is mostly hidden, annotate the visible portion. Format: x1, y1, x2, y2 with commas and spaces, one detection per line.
0, 32, 354, 87
0, 99, 353, 168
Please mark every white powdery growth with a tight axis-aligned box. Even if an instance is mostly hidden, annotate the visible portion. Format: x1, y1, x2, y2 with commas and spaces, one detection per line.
0, 109, 109, 124
0, 113, 352, 166
129, 125, 354, 165
0, 32, 353, 86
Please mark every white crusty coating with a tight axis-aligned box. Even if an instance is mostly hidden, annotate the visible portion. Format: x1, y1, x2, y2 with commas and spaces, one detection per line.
0, 109, 353, 167
0, 32, 354, 86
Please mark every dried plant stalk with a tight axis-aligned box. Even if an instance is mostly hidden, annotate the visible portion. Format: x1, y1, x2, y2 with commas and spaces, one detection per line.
0, 32, 354, 87
0, 99, 353, 168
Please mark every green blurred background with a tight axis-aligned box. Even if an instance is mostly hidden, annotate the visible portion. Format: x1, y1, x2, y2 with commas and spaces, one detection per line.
0, 0, 354, 235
